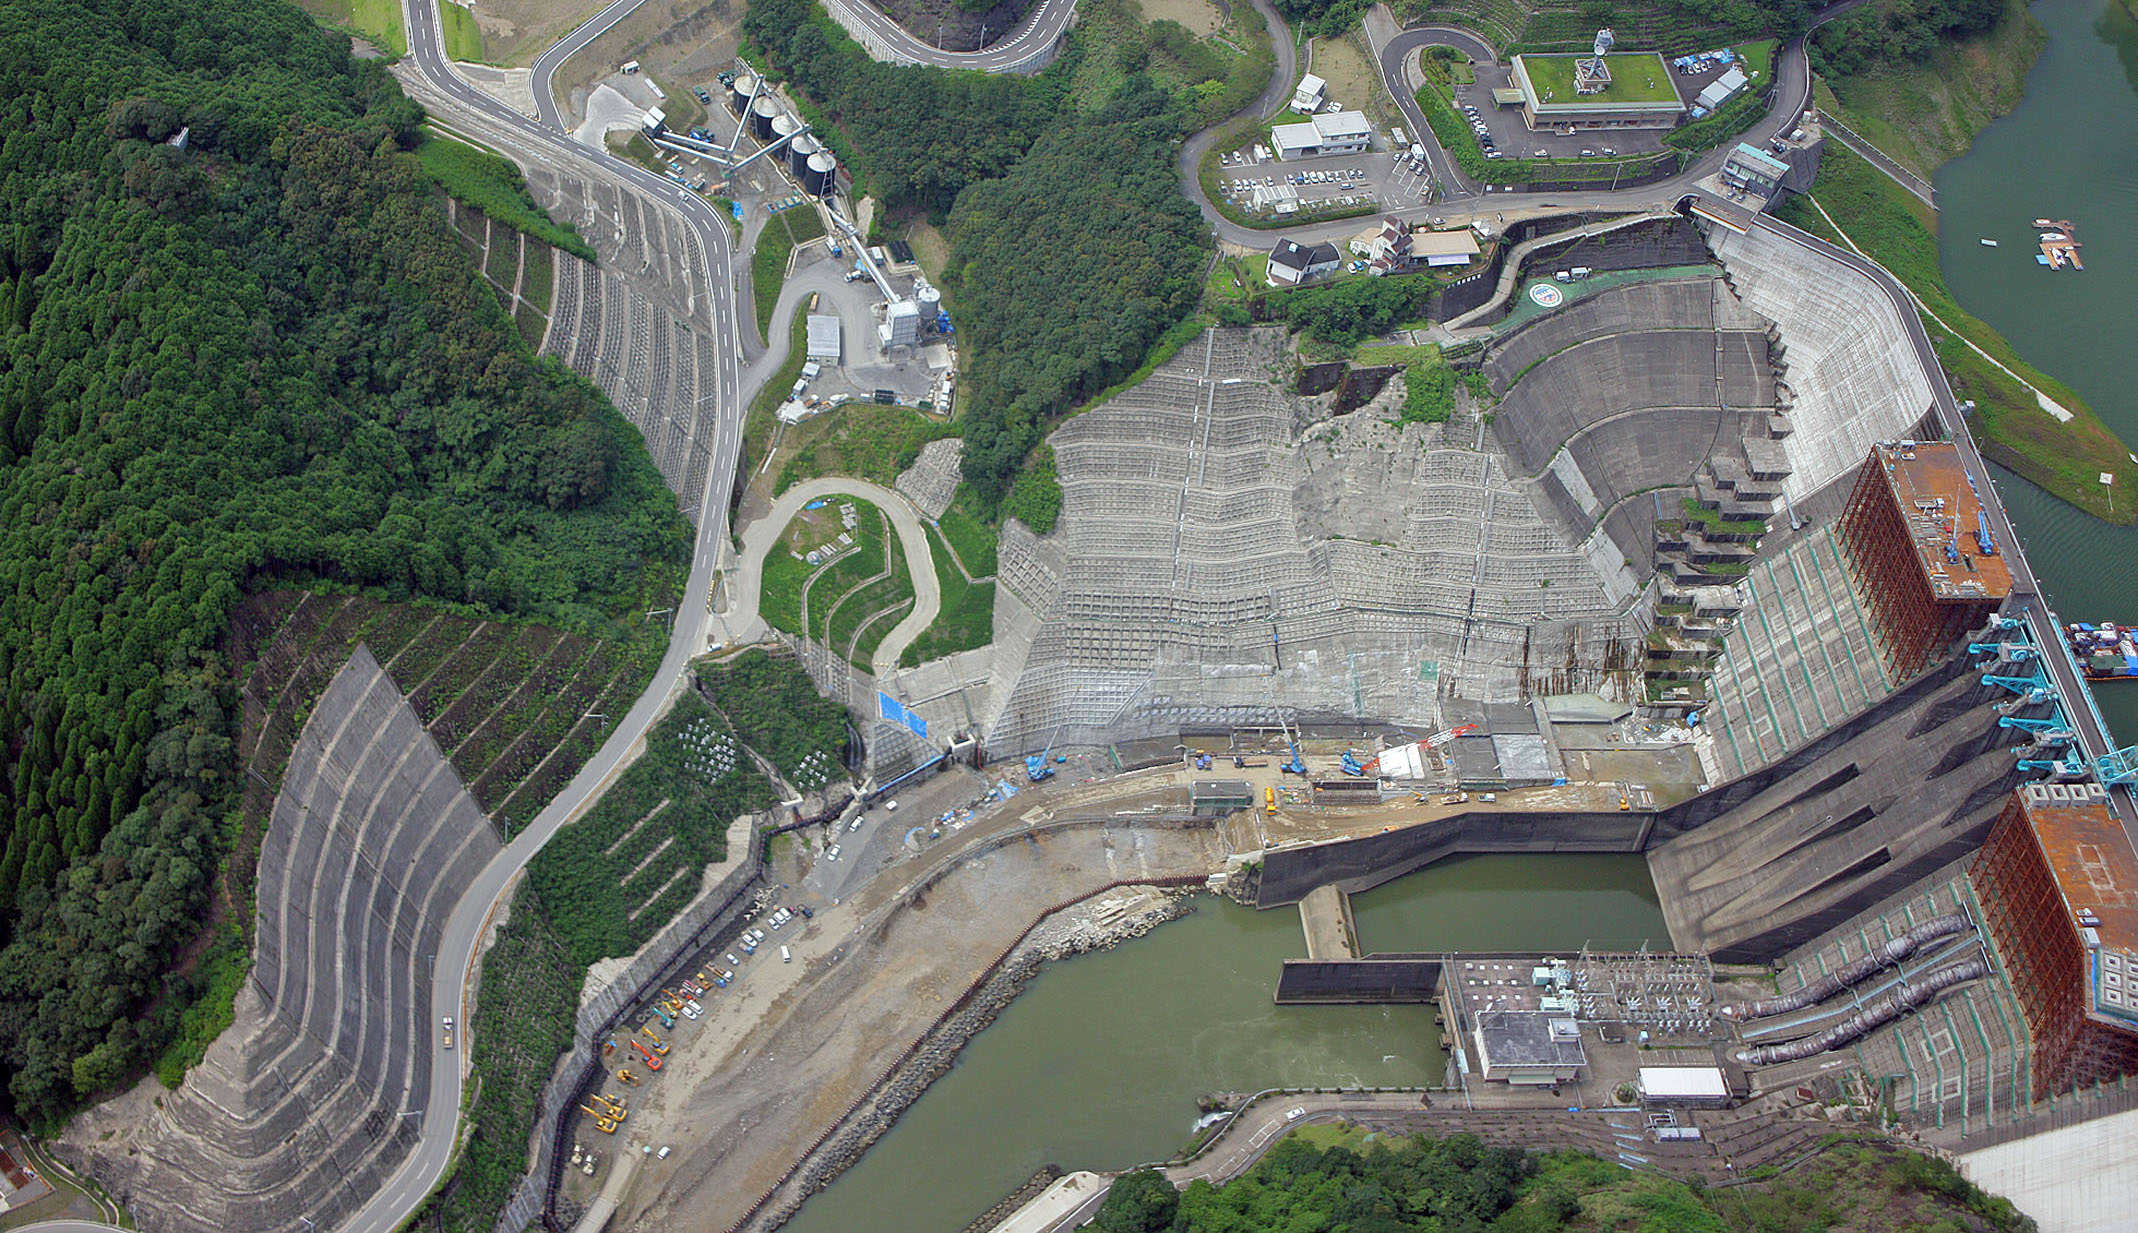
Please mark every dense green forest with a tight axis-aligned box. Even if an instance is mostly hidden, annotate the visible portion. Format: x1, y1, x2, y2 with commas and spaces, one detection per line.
0, 0, 687, 1122
743, 0, 1212, 508
1095, 1129, 2035, 1233
1811, 0, 2006, 73
695, 650, 850, 792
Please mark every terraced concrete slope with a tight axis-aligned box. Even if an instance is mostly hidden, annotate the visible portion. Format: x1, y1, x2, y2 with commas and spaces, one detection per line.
982, 326, 1639, 751
65, 647, 500, 1233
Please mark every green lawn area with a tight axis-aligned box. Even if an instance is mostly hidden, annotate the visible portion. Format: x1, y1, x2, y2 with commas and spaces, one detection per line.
440, 0, 483, 61
902, 526, 996, 667
1515, 52, 1678, 105
751, 209, 828, 338
758, 497, 923, 668
935, 487, 999, 577
1775, 144, 2134, 524
293, 0, 406, 56
416, 133, 594, 259
774, 403, 956, 495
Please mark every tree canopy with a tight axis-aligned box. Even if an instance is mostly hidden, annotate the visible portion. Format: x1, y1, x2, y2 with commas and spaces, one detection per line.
0, 0, 686, 1122
744, 0, 1215, 509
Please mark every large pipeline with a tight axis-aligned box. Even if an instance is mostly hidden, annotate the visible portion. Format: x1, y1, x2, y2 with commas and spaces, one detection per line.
1721, 913, 1971, 1020
1735, 958, 1988, 1066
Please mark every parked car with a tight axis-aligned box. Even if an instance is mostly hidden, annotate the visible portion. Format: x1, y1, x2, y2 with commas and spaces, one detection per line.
825, 844, 842, 862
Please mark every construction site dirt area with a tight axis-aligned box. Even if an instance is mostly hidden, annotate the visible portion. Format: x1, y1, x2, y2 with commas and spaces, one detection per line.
459, 0, 607, 66
602, 820, 1227, 1232
552, 0, 742, 126
1136, 0, 1223, 37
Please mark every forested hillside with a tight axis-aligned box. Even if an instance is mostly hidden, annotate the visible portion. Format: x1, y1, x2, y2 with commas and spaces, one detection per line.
743, 0, 1212, 507
0, 0, 687, 1122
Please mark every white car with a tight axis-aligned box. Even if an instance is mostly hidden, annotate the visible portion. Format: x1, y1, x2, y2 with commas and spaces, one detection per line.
1286, 1106, 1306, 1121
680, 1001, 702, 1020
825, 844, 842, 862
847, 814, 864, 832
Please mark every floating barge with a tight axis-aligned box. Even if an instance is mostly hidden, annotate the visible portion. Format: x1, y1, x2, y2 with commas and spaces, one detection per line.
2034, 218, 2083, 270
2066, 622, 2138, 680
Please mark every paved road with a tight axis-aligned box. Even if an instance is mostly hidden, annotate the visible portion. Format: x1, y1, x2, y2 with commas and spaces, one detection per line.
820, 0, 1079, 71
1193, 1, 1868, 249
526, 0, 1077, 132
336, 4, 761, 1231
529, 0, 647, 131
722, 476, 943, 679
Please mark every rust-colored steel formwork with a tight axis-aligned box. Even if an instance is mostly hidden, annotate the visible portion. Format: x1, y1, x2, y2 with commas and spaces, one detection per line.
1836, 444, 2010, 680
1971, 786, 2138, 1099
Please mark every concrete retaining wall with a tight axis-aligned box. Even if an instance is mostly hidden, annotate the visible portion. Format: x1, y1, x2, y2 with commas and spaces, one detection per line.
1257, 809, 1651, 906
1274, 958, 1443, 1003
496, 824, 767, 1233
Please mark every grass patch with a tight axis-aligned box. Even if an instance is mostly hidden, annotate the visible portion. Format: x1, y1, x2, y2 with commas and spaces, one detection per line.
936, 487, 1000, 577
440, 0, 484, 61
775, 403, 957, 494
1514, 52, 1679, 104
292, 0, 407, 56
513, 299, 546, 349
755, 497, 919, 669
1665, 87, 1768, 153
416, 134, 595, 260
151, 923, 248, 1086
520, 239, 554, 316
902, 526, 996, 666
751, 209, 826, 338
1775, 144, 2134, 523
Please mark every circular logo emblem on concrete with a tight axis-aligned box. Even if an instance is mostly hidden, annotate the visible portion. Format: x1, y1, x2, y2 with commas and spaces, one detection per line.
1528, 282, 1565, 308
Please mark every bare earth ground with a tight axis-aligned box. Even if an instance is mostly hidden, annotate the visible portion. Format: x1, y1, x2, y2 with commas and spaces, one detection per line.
1139, 0, 1223, 38
1306, 33, 1395, 130
469, 0, 609, 66
605, 811, 1226, 1232
553, 0, 742, 130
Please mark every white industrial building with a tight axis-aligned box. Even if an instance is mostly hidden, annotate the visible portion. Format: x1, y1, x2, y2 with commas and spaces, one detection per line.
1636, 1066, 1730, 1107
1290, 72, 1327, 112
805, 314, 842, 363
1267, 239, 1340, 286
879, 299, 921, 351
1693, 65, 1748, 113
1271, 110, 1373, 160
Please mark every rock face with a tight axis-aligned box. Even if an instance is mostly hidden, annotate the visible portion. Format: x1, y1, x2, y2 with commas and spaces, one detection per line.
61, 648, 501, 1233
866, 0, 1041, 53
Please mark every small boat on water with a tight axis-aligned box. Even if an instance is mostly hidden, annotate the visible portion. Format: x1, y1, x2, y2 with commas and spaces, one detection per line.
2066, 623, 2138, 681
1981, 238, 1999, 246
2036, 218, 2083, 269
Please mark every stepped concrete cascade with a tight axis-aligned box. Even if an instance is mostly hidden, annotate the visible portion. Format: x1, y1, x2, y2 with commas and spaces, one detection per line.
979, 327, 1642, 752
63, 648, 501, 1233
1648, 654, 2022, 963
1707, 224, 1936, 505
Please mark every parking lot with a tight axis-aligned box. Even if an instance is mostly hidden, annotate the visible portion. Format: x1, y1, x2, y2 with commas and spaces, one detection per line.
1445, 79, 1671, 161
1218, 144, 1435, 214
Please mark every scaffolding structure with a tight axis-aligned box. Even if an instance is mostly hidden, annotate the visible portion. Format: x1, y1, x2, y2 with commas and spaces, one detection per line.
1970, 783, 2138, 1099
1836, 443, 2011, 680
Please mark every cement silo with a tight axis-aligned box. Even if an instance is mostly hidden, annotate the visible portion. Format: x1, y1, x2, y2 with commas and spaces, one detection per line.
802, 150, 837, 197
728, 70, 758, 114
787, 133, 820, 178
749, 95, 778, 141
769, 111, 801, 152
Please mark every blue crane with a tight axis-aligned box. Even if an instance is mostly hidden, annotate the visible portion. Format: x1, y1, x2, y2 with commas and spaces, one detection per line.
1026, 725, 1065, 782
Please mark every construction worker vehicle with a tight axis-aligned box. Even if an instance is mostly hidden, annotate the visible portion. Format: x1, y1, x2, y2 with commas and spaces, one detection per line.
617, 1068, 639, 1085
580, 1107, 618, 1134
629, 1038, 665, 1071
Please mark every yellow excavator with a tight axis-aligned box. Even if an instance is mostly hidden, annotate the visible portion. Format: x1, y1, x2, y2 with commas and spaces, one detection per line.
579, 1106, 618, 1134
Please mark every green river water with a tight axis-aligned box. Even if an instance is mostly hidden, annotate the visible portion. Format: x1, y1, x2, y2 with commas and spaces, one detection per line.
777, 9, 2138, 1227
1938, 0, 2138, 743
779, 856, 1665, 1233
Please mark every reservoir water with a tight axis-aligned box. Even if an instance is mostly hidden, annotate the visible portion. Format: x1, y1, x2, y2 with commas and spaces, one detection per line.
1936, 0, 2138, 743
778, 855, 1666, 1233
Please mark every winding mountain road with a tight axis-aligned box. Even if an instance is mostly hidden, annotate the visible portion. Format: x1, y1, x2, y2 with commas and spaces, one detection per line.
723, 477, 943, 679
